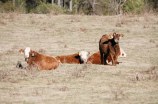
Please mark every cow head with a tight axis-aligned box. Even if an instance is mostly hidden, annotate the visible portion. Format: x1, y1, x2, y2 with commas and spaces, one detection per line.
78, 51, 90, 64
111, 32, 124, 43
23, 47, 31, 61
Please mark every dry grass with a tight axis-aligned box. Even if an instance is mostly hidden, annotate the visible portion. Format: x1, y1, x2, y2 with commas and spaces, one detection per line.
0, 13, 158, 104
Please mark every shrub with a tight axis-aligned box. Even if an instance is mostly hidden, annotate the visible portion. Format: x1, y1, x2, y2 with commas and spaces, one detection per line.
33, 2, 66, 14
123, 0, 146, 14
0, 1, 25, 13
0, 1, 17, 13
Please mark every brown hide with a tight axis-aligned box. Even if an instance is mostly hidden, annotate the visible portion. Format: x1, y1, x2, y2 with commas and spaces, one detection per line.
55, 53, 83, 64
27, 50, 59, 70
87, 51, 120, 65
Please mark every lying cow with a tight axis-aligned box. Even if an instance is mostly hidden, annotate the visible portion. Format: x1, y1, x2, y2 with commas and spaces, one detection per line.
55, 51, 90, 64
19, 47, 59, 70
99, 32, 124, 65
87, 47, 126, 65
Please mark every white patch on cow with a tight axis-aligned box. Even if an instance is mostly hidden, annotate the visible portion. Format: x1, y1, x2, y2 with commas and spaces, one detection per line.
79, 51, 90, 63
24, 47, 31, 58
119, 48, 126, 58
106, 60, 112, 65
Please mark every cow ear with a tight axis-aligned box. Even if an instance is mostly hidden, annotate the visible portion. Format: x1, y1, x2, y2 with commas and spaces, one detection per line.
32, 53, 34, 57
19, 49, 24, 54
113, 32, 116, 36
109, 33, 113, 38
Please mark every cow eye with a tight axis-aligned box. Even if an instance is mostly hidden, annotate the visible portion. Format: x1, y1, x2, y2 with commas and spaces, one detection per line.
87, 54, 89, 57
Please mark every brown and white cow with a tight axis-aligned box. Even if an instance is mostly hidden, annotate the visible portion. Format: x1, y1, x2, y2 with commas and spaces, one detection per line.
99, 33, 124, 65
88, 47, 126, 65
55, 51, 90, 64
19, 47, 59, 70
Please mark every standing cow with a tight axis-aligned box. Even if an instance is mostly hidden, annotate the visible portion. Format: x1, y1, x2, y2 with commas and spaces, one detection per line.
99, 32, 124, 65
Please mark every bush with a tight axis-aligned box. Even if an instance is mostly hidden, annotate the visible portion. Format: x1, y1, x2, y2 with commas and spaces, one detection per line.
32, 2, 66, 14
0, 1, 26, 13
0, 1, 17, 13
123, 0, 145, 14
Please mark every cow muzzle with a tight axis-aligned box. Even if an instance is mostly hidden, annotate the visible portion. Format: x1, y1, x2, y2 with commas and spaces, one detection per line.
114, 39, 119, 43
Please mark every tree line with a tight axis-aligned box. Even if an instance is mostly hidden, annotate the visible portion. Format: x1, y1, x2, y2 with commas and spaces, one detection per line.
0, 0, 157, 15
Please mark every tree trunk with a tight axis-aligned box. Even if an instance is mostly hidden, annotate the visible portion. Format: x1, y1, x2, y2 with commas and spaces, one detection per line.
58, 0, 60, 6
70, 0, 72, 11
13, 0, 15, 6
52, 0, 54, 5
93, 0, 95, 13
63, 0, 65, 7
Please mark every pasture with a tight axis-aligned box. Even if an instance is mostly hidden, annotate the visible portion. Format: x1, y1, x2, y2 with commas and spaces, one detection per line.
0, 13, 158, 104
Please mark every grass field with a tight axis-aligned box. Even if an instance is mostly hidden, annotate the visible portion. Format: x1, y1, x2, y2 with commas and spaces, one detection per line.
0, 13, 158, 104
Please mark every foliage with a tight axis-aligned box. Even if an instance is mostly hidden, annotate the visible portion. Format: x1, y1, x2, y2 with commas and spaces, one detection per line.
26, 0, 41, 13
32, 2, 52, 14
0, 1, 17, 12
123, 0, 146, 14
0, 0, 26, 13
0, 0, 157, 14
32, 2, 66, 14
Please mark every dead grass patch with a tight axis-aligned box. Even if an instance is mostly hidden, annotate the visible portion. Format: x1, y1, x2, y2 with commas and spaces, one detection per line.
40, 28, 47, 31
80, 27, 88, 32
72, 64, 88, 78
143, 25, 150, 28
0, 69, 20, 83
111, 87, 125, 100
127, 29, 130, 33
31, 20, 36, 24
38, 49, 46, 54
152, 26, 156, 29
58, 86, 69, 91
149, 39, 155, 43
128, 66, 158, 82
116, 23, 121, 27
0, 20, 7, 25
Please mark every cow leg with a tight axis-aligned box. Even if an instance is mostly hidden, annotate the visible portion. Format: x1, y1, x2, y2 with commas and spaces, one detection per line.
114, 55, 119, 64
103, 54, 108, 65
110, 53, 116, 66
100, 52, 104, 65
114, 45, 120, 64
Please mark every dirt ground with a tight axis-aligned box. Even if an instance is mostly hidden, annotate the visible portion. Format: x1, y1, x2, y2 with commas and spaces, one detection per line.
0, 13, 158, 104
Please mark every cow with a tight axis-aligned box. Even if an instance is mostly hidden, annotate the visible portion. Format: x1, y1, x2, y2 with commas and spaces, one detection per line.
87, 47, 126, 65
20, 47, 59, 70
99, 32, 124, 65
55, 51, 90, 64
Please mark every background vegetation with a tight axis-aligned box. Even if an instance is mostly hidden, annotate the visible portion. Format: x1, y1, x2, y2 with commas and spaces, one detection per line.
0, 0, 157, 15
